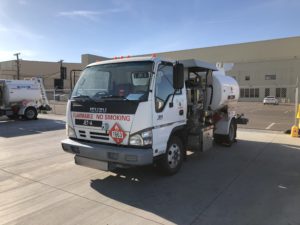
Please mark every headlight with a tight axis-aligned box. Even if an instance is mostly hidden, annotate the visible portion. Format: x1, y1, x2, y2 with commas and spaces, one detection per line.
129, 129, 152, 146
129, 134, 143, 146
66, 125, 77, 138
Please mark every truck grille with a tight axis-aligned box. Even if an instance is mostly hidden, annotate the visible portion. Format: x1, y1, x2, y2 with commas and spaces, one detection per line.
77, 129, 109, 141
89, 131, 109, 140
78, 130, 86, 138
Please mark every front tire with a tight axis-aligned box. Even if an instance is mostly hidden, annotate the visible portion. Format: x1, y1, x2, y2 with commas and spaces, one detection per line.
158, 136, 184, 175
23, 107, 38, 120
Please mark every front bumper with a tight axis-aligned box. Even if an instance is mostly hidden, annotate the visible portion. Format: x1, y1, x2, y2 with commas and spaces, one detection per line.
61, 138, 153, 167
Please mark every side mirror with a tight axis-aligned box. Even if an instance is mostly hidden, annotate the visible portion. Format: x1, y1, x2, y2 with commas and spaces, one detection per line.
173, 63, 184, 90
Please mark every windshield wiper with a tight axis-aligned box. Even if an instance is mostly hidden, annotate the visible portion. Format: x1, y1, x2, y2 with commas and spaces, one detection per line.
72, 95, 94, 102
100, 95, 127, 100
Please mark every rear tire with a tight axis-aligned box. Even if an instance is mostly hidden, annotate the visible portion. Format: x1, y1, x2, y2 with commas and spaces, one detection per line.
23, 107, 38, 120
224, 120, 236, 146
157, 136, 184, 175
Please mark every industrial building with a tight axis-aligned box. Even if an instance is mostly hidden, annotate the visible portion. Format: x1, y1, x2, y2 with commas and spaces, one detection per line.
151, 36, 300, 103
0, 36, 299, 102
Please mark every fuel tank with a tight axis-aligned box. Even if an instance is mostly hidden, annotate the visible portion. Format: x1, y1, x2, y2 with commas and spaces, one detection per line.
1, 80, 41, 105
210, 71, 240, 111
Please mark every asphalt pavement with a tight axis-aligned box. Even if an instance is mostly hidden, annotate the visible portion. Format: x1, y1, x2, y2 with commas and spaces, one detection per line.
0, 114, 300, 225
49, 101, 296, 132
236, 102, 295, 132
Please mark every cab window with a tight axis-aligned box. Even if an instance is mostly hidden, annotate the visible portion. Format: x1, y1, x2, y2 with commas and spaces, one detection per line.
155, 63, 174, 112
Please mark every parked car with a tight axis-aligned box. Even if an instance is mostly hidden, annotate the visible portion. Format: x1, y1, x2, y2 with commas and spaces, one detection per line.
263, 96, 279, 105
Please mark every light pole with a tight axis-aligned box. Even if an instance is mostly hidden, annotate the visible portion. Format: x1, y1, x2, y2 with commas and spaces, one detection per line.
295, 76, 299, 125
14, 53, 20, 80
291, 76, 299, 137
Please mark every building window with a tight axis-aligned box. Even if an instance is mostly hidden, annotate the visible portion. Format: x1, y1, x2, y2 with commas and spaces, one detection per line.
276, 88, 280, 98
265, 88, 270, 97
240, 88, 259, 98
281, 88, 287, 98
255, 88, 259, 98
54, 79, 64, 89
60, 66, 67, 80
240, 88, 245, 98
265, 74, 276, 80
245, 76, 250, 81
250, 88, 254, 98
245, 88, 249, 97
276, 88, 287, 98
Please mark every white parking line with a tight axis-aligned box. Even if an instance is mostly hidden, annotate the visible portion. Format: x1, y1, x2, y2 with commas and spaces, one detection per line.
266, 123, 275, 130
284, 111, 289, 114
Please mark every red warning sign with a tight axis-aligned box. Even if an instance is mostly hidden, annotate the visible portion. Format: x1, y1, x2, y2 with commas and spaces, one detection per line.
109, 123, 126, 144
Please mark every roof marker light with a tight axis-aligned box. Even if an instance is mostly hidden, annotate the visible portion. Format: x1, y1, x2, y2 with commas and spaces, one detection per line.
114, 56, 117, 59
120, 56, 124, 59
127, 55, 130, 58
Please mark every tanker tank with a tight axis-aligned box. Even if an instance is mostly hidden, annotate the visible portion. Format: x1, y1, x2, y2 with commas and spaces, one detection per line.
209, 71, 240, 111
2, 80, 41, 106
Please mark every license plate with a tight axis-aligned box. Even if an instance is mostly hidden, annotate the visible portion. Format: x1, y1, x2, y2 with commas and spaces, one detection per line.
74, 155, 109, 171
75, 119, 102, 127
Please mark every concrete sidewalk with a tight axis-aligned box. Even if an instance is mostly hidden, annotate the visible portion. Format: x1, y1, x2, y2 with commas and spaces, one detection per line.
0, 117, 300, 225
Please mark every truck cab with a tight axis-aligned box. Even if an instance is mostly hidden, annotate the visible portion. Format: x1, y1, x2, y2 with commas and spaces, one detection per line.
62, 56, 242, 175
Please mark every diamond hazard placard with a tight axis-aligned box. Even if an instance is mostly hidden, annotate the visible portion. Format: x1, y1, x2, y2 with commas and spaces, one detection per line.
109, 123, 126, 144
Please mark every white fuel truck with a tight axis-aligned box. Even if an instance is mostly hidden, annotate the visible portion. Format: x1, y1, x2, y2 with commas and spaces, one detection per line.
61, 57, 247, 175
0, 78, 51, 120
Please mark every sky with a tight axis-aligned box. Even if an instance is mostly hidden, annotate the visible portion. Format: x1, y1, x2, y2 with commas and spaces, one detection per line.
0, 0, 299, 62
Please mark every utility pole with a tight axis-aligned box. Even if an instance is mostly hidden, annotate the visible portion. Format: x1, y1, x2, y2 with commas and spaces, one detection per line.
14, 53, 20, 80
59, 59, 63, 68
58, 59, 65, 79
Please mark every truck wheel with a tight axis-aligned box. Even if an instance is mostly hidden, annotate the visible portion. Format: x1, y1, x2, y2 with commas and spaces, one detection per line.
158, 136, 184, 175
224, 120, 236, 146
23, 107, 38, 120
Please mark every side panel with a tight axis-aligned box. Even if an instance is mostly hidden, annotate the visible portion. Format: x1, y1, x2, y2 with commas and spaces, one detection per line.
152, 95, 186, 156
151, 62, 187, 156
130, 101, 152, 134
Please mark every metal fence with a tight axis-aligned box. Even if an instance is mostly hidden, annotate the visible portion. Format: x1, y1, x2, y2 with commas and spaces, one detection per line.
45, 89, 71, 115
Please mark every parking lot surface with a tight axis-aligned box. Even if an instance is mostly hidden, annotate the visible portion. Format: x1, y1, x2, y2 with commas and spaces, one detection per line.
1, 114, 300, 225
49, 101, 296, 132
236, 102, 294, 132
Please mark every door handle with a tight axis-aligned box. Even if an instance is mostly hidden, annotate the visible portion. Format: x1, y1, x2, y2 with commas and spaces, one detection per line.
179, 110, 184, 115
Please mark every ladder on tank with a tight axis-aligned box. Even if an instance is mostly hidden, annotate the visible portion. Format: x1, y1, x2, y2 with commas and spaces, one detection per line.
31, 77, 51, 111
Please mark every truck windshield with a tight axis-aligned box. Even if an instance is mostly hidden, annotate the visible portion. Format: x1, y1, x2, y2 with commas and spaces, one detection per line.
72, 61, 153, 101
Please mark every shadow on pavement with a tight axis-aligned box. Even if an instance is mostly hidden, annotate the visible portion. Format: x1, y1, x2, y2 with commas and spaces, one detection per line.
89, 140, 300, 225
0, 117, 65, 138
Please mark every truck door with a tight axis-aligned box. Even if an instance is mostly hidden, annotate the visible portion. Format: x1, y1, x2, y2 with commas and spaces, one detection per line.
152, 62, 186, 156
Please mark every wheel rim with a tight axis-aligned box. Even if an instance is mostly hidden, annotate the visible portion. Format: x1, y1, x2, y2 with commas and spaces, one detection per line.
26, 109, 35, 119
167, 143, 181, 169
